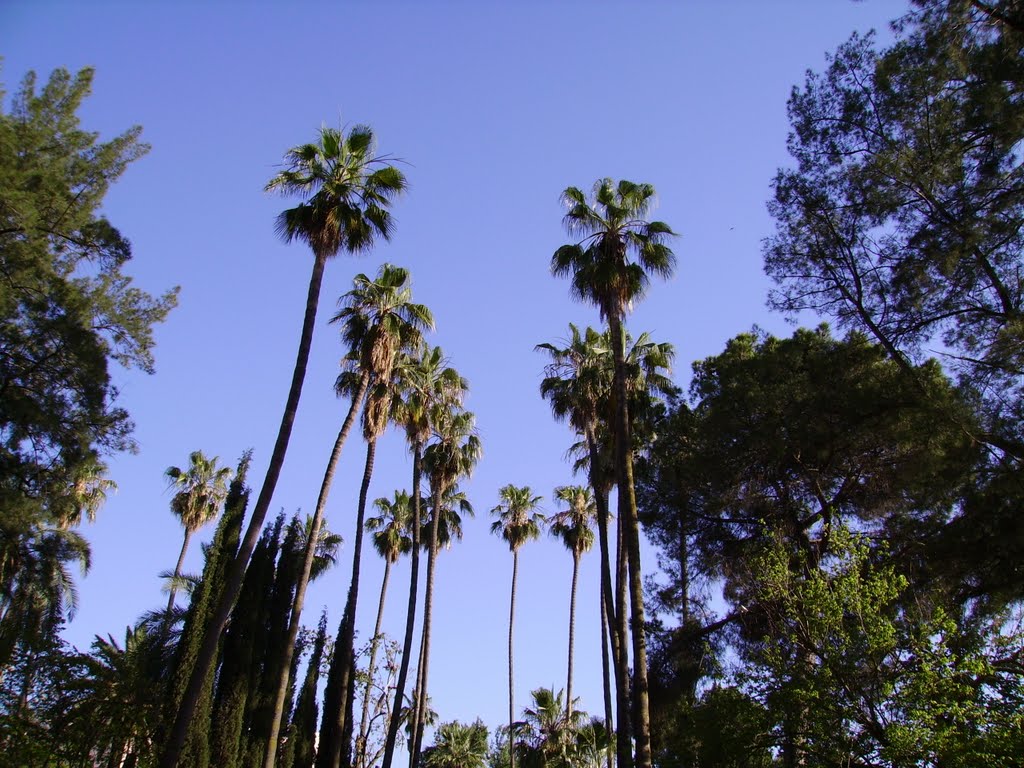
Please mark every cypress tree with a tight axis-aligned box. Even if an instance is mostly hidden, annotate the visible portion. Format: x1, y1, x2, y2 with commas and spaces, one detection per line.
291, 612, 329, 768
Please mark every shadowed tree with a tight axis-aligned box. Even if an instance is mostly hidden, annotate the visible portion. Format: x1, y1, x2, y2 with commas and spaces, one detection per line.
552, 178, 677, 768
491, 485, 546, 768
163, 125, 406, 768
163, 452, 232, 616
422, 720, 490, 768
549, 485, 596, 718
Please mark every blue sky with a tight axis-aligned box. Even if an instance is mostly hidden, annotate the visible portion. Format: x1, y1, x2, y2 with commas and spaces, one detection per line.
3, 0, 902, 747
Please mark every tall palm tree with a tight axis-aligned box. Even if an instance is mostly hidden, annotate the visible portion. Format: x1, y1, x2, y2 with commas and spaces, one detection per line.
381, 345, 467, 768
551, 178, 676, 768
163, 452, 232, 616
356, 490, 414, 768
410, 407, 481, 764
549, 485, 596, 718
538, 325, 627, 766
491, 485, 546, 768
163, 124, 407, 768
316, 267, 433, 768
422, 720, 490, 768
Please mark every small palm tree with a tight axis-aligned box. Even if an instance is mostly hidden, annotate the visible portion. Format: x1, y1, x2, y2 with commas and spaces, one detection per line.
491, 485, 546, 768
163, 451, 232, 615
356, 491, 414, 768
165, 124, 407, 768
515, 687, 589, 768
422, 720, 490, 768
552, 179, 677, 768
549, 485, 597, 718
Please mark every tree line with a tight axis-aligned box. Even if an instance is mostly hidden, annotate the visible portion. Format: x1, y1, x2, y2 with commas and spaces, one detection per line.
1, 1, 1022, 767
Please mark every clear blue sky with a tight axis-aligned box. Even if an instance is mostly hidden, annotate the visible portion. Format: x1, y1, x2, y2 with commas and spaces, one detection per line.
3, 0, 901, 747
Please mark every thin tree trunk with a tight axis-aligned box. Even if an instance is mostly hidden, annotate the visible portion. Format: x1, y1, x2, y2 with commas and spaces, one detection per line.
326, 436, 379, 768
357, 559, 393, 768
410, 481, 443, 765
381, 442, 423, 768
166, 528, 193, 615
600, 582, 614, 768
161, 252, 327, 768
587, 430, 631, 768
265, 372, 369, 768
508, 550, 519, 768
566, 550, 579, 718
609, 315, 652, 768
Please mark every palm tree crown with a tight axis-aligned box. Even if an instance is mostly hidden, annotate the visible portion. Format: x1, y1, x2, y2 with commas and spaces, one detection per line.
165, 451, 232, 535
367, 491, 414, 565
549, 486, 596, 558
551, 179, 676, 321
490, 486, 546, 552
265, 124, 407, 260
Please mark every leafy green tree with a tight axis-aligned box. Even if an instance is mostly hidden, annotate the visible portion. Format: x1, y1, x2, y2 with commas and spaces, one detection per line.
164, 452, 232, 615
0, 66, 176, 660
491, 485, 545, 768
164, 125, 406, 768
423, 720, 490, 768
552, 179, 676, 768
548, 486, 595, 718
763, 0, 1024, 602
382, 345, 467, 768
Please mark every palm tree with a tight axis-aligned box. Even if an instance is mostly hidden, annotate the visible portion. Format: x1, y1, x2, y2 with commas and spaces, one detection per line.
422, 720, 490, 768
549, 485, 596, 718
163, 452, 232, 616
316, 266, 433, 768
515, 687, 590, 768
382, 345, 467, 768
356, 490, 414, 768
491, 485, 546, 768
551, 178, 676, 768
538, 325, 626, 765
410, 407, 481, 764
163, 124, 407, 768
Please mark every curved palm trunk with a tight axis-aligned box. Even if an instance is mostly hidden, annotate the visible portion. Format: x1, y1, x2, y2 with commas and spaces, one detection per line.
357, 558, 394, 768
381, 441, 423, 768
508, 550, 519, 768
600, 582, 614, 768
566, 550, 580, 718
161, 252, 327, 768
166, 528, 193, 615
587, 431, 631, 768
608, 315, 652, 768
264, 372, 369, 768
326, 436, 379, 768
410, 481, 443, 765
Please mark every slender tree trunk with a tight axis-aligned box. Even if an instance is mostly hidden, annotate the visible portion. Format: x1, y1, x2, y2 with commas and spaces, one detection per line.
410, 480, 443, 765
357, 559, 393, 768
166, 529, 193, 615
608, 315, 652, 768
161, 252, 327, 768
381, 442, 423, 768
587, 431, 631, 768
326, 436, 379, 768
615, 502, 633, 768
566, 550, 579, 718
409, 627, 428, 768
508, 550, 519, 768
265, 372, 369, 768
600, 582, 614, 768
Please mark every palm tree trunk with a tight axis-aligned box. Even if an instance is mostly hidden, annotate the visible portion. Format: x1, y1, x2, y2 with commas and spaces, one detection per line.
161, 251, 327, 768
600, 582, 614, 768
587, 430, 631, 768
566, 550, 579, 719
615, 504, 633, 768
508, 550, 519, 768
357, 558, 393, 768
265, 372, 369, 768
166, 528, 193, 615
381, 441, 423, 768
410, 480, 443, 765
608, 314, 653, 768
327, 435, 379, 768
